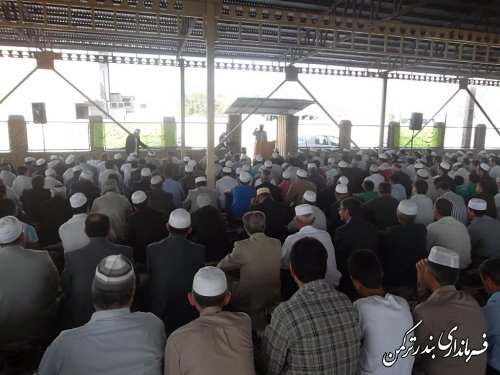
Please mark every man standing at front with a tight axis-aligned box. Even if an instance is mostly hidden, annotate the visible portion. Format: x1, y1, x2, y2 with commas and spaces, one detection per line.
164, 267, 255, 375
262, 237, 360, 374
125, 128, 146, 156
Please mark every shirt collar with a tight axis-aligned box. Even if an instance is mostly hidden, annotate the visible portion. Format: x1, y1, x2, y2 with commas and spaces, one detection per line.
199, 306, 222, 317
429, 285, 457, 299
298, 225, 316, 233
90, 307, 130, 322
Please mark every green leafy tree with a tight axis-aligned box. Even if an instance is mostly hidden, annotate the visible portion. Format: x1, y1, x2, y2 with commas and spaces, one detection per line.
185, 91, 226, 115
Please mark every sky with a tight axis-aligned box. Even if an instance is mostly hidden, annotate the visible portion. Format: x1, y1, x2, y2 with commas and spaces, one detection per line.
0, 51, 499, 152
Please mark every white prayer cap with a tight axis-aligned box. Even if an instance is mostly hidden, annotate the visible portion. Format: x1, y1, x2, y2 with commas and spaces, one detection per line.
226, 160, 234, 168
197, 193, 212, 208
453, 162, 462, 167
428, 246, 459, 269
188, 159, 197, 167
282, 169, 291, 179
379, 153, 388, 160
338, 161, 348, 168
114, 153, 122, 160
131, 190, 147, 205
45, 168, 56, 177
24, 157, 36, 163
468, 198, 487, 211
148, 151, 155, 157
192, 266, 227, 297
70, 192, 87, 208
295, 204, 313, 216
140, 168, 151, 177
256, 187, 270, 196
50, 186, 66, 197
264, 160, 273, 168
131, 152, 137, 157
303, 190, 316, 203
239, 171, 251, 183
36, 158, 46, 166
255, 154, 263, 162
307, 163, 316, 170
444, 152, 451, 159
50, 154, 58, 160
335, 184, 349, 194
480, 162, 490, 172
281, 163, 289, 169
338, 176, 349, 185
369, 164, 379, 173
398, 200, 418, 215
151, 175, 163, 185
223, 167, 232, 174
184, 165, 194, 173
296, 169, 307, 178
183, 156, 190, 162
272, 153, 278, 158
235, 168, 242, 175
80, 170, 93, 181
195, 176, 207, 183
421, 157, 428, 164
0, 216, 23, 244
242, 164, 251, 172
415, 162, 424, 169
439, 161, 451, 170
168, 208, 191, 229
126, 155, 136, 162
417, 169, 429, 178
72, 165, 82, 172
328, 157, 335, 164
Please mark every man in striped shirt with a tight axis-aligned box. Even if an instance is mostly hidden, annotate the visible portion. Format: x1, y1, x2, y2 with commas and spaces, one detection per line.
436, 181, 468, 225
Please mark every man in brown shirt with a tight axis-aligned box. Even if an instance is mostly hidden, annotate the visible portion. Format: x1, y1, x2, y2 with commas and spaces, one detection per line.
284, 169, 316, 208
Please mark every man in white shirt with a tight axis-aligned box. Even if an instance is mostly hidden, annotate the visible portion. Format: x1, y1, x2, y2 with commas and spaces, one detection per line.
282, 204, 341, 286
59, 193, 90, 253
348, 249, 414, 375
0, 162, 16, 188
215, 167, 239, 209
11, 165, 32, 198
411, 179, 434, 226
363, 165, 385, 192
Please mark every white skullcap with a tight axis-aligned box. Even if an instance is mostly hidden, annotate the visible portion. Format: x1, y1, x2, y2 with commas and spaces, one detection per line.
70, 192, 87, 208
131, 190, 147, 205
0, 216, 23, 244
256, 187, 270, 196
235, 168, 242, 175
24, 157, 36, 163
417, 169, 429, 178
184, 165, 194, 173
272, 153, 278, 158
80, 170, 93, 181
480, 162, 490, 172
335, 184, 348, 194
282, 169, 291, 179
264, 160, 273, 168
223, 167, 232, 174
196, 193, 212, 208
281, 162, 289, 169
188, 159, 197, 167
131, 152, 138, 157
297, 149, 304, 154
255, 154, 263, 162
421, 157, 428, 164
398, 200, 418, 215
428, 246, 459, 269
242, 164, 251, 172
45, 168, 56, 177
328, 157, 335, 164
338, 161, 348, 168
307, 163, 317, 170
414, 162, 424, 169
168, 208, 191, 229
195, 176, 207, 183
126, 155, 136, 162
338, 176, 349, 185
468, 198, 487, 211
36, 158, 46, 166
439, 161, 451, 170
295, 204, 313, 216
148, 151, 155, 157
114, 153, 122, 160
444, 152, 451, 158
50, 154, 58, 160
239, 171, 251, 183
192, 266, 227, 297
50, 186, 66, 197
141, 168, 152, 177
72, 165, 82, 172
369, 164, 379, 173
303, 190, 316, 203
151, 175, 162, 185
225, 160, 234, 168
379, 153, 388, 160
296, 169, 307, 178
183, 156, 190, 162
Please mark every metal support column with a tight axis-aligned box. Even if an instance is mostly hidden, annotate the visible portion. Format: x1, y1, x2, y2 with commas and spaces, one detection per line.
0, 67, 38, 104
464, 87, 500, 137
379, 75, 388, 151
179, 58, 186, 158
205, 1, 216, 188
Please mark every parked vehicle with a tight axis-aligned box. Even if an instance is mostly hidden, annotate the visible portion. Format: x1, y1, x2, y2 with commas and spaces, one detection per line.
298, 135, 339, 150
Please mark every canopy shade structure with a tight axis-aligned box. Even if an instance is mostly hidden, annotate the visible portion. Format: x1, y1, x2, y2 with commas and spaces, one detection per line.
225, 97, 314, 115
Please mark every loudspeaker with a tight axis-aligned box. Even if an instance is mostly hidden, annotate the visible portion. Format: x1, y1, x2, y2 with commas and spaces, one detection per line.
410, 112, 423, 131
32, 102, 47, 124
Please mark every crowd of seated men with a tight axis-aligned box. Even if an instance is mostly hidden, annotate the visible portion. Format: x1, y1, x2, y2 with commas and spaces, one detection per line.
0, 146, 499, 374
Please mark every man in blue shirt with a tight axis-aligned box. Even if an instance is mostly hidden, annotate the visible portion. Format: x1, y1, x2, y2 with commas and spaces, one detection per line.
230, 171, 256, 219
479, 257, 500, 374
162, 166, 184, 208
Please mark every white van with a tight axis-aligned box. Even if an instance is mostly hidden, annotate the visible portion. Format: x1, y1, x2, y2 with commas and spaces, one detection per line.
298, 135, 339, 150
